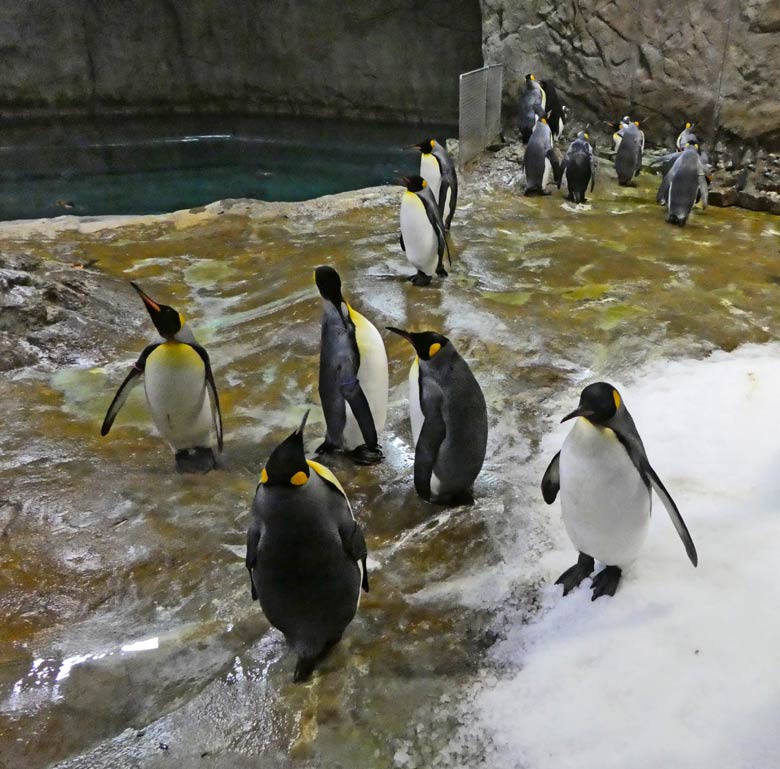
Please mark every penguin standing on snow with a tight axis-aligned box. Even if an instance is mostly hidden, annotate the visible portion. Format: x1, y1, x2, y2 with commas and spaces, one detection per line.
656, 143, 709, 226
518, 73, 546, 143
413, 139, 458, 230
246, 412, 369, 682
615, 119, 644, 185
524, 118, 559, 195
541, 382, 698, 600
101, 282, 223, 473
399, 175, 450, 286
315, 265, 387, 465
386, 327, 487, 504
557, 130, 596, 203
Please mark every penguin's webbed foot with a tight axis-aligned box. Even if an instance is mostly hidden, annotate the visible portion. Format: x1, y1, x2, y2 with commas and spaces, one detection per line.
293, 654, 318, 683
349, 444, 384, 466
555, 552, 595, 596
591, 565, 622, 600
436, 265, 448, 278
315, 439, 339, 455
408, 271, 432, 287
175, 447, 217, 474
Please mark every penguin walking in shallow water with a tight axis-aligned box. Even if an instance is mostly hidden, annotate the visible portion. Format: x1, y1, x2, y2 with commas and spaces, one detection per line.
399, 175, 450, 286
615, 119, 644, 185
541, 382, 698, 600
518, 74, 546, 143
101, 282, 223, 473
246, 412, 369, 682
413, 139, 458, 230
387, 328, 487, 504
314, 266, 387, 465
557, 131, 596, 203
656, 143, 709, 226
524, 118, 559, 195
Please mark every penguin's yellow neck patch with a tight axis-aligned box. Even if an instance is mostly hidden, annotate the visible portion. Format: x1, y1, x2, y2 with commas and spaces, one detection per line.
306, 459, 346, 497
260, 468, 268, 484
613, 390, 621, 410
428, 343, 441, 357
421, 179, 427, 188
290, 471, 308, 486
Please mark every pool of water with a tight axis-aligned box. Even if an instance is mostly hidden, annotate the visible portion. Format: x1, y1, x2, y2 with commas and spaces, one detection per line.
0, 116, 455, 221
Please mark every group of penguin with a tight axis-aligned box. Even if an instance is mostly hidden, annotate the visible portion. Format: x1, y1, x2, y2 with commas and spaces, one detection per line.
99, 126, 699, 681
519, 73, 710, 226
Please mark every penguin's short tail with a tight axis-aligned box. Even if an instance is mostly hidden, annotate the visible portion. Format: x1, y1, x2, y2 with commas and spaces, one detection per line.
175, 447, 218, 473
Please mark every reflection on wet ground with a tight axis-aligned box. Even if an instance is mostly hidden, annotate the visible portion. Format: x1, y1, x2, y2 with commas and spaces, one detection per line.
1, 161, 778, 768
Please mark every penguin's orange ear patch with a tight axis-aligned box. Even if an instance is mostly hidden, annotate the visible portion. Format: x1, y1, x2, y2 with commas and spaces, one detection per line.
260, 468, 268, 484
422, 179, 427, 187
290, 471, 308, 486
613, 390, 621, 410
428, 343, 441, 357
634, 121, 640, 126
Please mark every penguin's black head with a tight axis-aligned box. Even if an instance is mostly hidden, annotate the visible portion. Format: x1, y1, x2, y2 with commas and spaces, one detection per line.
684, 121, 693, 129
401, 175, 427, 193
260, 411, 311, 488
561, 382, 622, 426
525, 73, 536, 82
386, 327, 449, 361
131, 282, 183, 340
314, 265, 344, 306
413, 139, 435, 154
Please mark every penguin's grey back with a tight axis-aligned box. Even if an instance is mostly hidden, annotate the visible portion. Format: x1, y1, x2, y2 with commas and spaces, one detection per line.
667, 148, 702, 223
525, 121, 552, 189
319, 303, 357, 444
564, 139, 593, 201
615, 123, 642, 184
518, 82, 544, 141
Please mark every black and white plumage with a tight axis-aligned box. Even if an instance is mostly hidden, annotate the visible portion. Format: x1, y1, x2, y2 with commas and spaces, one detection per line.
399, 175, 450, 286
656, 144, 709, 226
246, 412, 369, 682
414, 139, 458, 231
615, 120, 644, 185
518, 74, 546, 144
524, 119, 560, 195
100, 282, 223, 473
387, 328, 487, 505
542, 382, 697, 600
675, 121, 698, 152
540, 80, 567, 140
557, 131, 596, 203
314, 266, 387, 465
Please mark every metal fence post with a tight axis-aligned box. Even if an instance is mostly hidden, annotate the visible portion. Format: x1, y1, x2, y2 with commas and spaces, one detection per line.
458, 64, 504, 169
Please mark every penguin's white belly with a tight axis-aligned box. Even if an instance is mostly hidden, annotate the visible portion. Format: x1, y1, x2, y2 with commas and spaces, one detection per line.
420, 154, 441, 202
342, 310, 389, 450
408, 358, 424, 446
559, 418, 650, 566
144, 343, 213, 450
542, 157, 553, 189
400, 194, 437, 276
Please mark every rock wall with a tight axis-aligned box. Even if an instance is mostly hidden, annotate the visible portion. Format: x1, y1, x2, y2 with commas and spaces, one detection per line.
0, 1, 483, 123
482, 0, 780, 149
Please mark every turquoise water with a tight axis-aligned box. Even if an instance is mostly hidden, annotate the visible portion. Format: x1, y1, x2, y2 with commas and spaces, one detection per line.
0, 116, 455, 220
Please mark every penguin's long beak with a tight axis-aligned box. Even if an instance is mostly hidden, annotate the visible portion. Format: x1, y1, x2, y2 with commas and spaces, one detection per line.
296, 409, 310, 436
561, 407, 594, 423
130, 281, 162, 315
386, 326, 411, 342
396, 176, 411, 187
408, 144, 422, 152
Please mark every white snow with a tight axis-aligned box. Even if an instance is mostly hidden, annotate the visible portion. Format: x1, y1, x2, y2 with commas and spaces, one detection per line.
461, 343, 780, 769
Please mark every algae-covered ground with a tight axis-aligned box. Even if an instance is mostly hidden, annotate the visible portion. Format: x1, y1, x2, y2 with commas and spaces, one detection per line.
0, 157, 778, 769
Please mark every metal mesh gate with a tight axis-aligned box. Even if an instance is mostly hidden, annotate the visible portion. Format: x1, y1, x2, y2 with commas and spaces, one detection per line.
458, 64, 504, 168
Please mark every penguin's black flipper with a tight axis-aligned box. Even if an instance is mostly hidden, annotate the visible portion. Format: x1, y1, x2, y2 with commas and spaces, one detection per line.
646, 465, 698, 567
339, 377, 379, 449
545, 148, 561, 183
245, 524, 260, 601
445, 173, 458, 231
541, 451, 561, 503
100, 343, 158, 436
556, 157, 567, 189
590, 158, 596, 192
399, 232, 405, 252
656, 173, 671, 206
339, 520, 369, 592
414, 394, 446, 502
191, 344, 224, 451
419, 188, 450, 269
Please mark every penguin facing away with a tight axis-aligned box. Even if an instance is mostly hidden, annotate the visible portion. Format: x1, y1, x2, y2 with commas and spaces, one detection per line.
413, 139, 458, 231
541, 382, 697, 600
518, 73, 546, 143
386, 327, 488, 505
557, 130, 596, 203
656, 143, 709, 226
101, 282, 223, 473
246, 411, 369, 682
540, 80, 567, 140
615, 120, 644, 186
314, 265, 388, 465
524, 118, 560, 195
399, 175, 450, 286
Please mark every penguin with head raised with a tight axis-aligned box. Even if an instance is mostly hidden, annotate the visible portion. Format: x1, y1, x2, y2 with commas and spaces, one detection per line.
675, 121, 698, 152
314, 265, 388, 465
412, 139, 458, 231
541, 382, 697, 600
524, 118, 560, 195
386, 327, 487, 504
399, 175, 450, 286
518, 73, 547, 144
540, 80, 567, 141
615, 119, 644, 186
557, 130, 596, 203
612, 116, 629, 151
101, 282, 223, 472
656, 142, 709, 226
246, 411, 369, 682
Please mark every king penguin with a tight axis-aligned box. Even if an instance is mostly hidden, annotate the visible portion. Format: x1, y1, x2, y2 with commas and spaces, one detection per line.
541, 382, 698, 600
615, 119, 644, 185
101, 282, 223, 472
656, 142, 709, 226
399, 175, 450, 286
557, 130, 596, 203
246, 411, 369, 682
314, 265, 388, 465
524, 118, 559, 195
386, 328, 487, 504
675, 121, 698, 152
413, 139, 458, 230
518, 73, 546, 144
